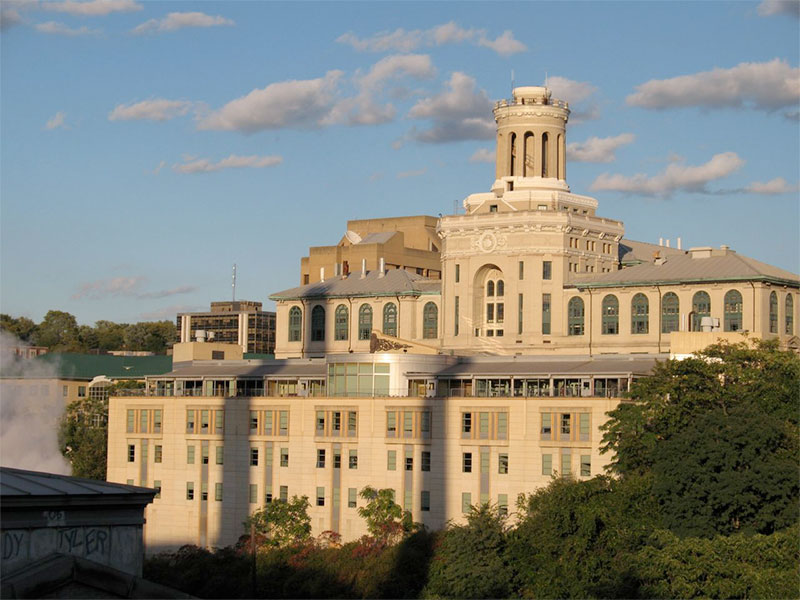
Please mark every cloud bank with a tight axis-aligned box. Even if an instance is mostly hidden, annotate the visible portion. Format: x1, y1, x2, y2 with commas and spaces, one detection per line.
132, 11, 234, 35
567, 133, 635, 163
109, 99, 193, 121
43, 0, 142, 16
172, 154, 283, 174
72, 276, 197, 300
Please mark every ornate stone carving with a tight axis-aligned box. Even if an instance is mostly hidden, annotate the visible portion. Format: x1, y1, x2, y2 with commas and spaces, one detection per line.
370, 333, 412, 353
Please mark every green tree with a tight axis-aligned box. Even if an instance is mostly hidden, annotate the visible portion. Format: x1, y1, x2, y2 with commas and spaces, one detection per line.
357, 486, 416, 543
244, 495, 312, 548
423, 503, 511, 599
0, 314, 37, 342
142, 320, 176, 354
94, 320, 126, 351
33, 310, 82, 351
123, 322, 149, 351
508, 475, 657, 599
57, 396, 107, 480
601, 339, 800, 537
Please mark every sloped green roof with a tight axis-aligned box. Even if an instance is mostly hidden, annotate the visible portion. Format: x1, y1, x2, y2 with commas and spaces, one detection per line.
243, 353, 275, 360
18, 353, 173, 380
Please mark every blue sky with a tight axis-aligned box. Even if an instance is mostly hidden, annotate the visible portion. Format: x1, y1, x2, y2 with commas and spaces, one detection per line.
1, 0, 798, 325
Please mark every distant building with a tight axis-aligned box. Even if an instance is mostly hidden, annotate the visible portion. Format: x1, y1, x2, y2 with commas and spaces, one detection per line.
177, 301, 276, 355
1, 345, 48, 361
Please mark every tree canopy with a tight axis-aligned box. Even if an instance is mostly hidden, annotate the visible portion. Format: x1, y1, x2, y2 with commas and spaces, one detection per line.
244, 495, 312, 548
57, 396, 108, 480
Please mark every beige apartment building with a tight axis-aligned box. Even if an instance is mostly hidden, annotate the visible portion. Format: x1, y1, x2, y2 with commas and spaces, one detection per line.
108, 85, 798, 552
177, 301, 276, 355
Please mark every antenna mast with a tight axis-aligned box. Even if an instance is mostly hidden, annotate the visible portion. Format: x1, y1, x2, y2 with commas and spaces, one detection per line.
232, 263, 237, 302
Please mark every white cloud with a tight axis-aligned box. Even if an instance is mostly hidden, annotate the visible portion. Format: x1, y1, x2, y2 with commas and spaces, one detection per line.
323, 54, 436, 126
198, 71, 343, 132
132, 11, 233, 35
477, 30, 527, 57
43, 0, 142, 16
407, 72, 494, 143
72, 276, 197, 300
0, 8, 23, 30
35, 20, 97, 35
746, 177, 798, 194
590, 152, 745, 196
337, 22, 525, 56
172, 154, 283, 174
44, 111, 66, 130
567, 133, 635, 163
626, 59, 800, 117
469, 148, 495, 163
397, 168, 427, 178
757, 0, 800, 18
108, 98, 193, 121
545, 76, 600, 123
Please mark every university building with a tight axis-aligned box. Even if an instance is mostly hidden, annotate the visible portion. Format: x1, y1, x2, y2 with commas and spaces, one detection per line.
177, 301, 276, 355
108, 86, 799, 552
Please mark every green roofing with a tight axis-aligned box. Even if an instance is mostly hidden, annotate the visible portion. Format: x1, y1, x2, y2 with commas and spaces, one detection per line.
244, 353, 275, 360
9, 353, 173, 380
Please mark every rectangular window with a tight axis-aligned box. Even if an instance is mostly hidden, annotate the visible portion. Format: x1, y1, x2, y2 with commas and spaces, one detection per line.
461, 412, 472, 435
333, 411, 341, 432
454, 296, 460, 336
216, 446, 224, 465
560, 413, 572, 438
187, 445, 195, 464
479, 412, 489, 436
387, 450, 396, 471
498, 494, 508, 516
280, 448, 289, 467
280, 485, 288, 502
201, 483, 208, 501
542, 293, 551, 334
264, 410, 273, 435
127, 444, 135, 462
405, 450, 413, 471
421, 490, 430, 512
249, 484, 258, 504
403, 411, 413, 436
579, 413, 590, 441
62, 385, 68, 397
215, 483, 223, 502
348, 411, 357, 435
186, 410, 195, 433
250, 448, 259, 466
561, 451, 571, 477
462, 492, 472, 514
316, 487, 325, 506
78, 386, 86, 397
543, 261, 552, 280
154, 410, 162, 433
499, 453, 509, 474
541, 413, 552, 440
349, 449, 358, 469
542, 453, 552, 476
279, 411, 288, 435
498, 412, 508, 439
480, 449, 489, 474
487, 303, 494, 323
154, 445, 162, 463
200, 410, 209, 433
333, 450, 341, 469
201, 443, 209, 464
154, 480, 161, 499
387, 412, 396, 435
421, 451, 431, 472
250, 411, 259, 434
581, 455, 591, 477
266, 446, 273, 467
317, 449, 326, 468
126, 410, 135, 433
348, 487, 357, 508
215, 410, 224, 433
519, 260, 524, 280
186, 482, 194, 500
518, 294, 523, 334
462, 452, 472, 473
455, 264, 460, 283
421, 411, 431, 435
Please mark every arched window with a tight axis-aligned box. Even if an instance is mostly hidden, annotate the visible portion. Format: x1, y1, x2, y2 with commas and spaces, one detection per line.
541, 132, 549, 178
786, 294, 794, 335
556, 133, 563, 179
631, 293, 649, 334
358, 304, 372, 340
769, 291, 778, 333
691, 291, 711, 331
523, 131, 534, 177
601, 295, 619, 335
422, 302, 438, 339
568, 297, 584, 336
496, 280, 504, 297
662, 292, 679, 333
486, 281, 495, 297
311, 306, 325, 341
509, 133, 516, 176
383, 303, 397, 337
334, 304, 349, 341
288, 306, 302, 342
724, 290, 743, 332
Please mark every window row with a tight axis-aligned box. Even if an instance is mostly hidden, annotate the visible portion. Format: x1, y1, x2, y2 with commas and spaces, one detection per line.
386, 410, 432, 439
461, 450, 509, 475
541, 451, 591, 478
462, 492, 509, 515
185, 409, 224, 435
460, 411, 509, 440
126, 409, 162, 434
386, 449, 431, 472
316, 448, 360, 469
248, 409, 290, 436
316, 410, 358, 437
541, 412, 591, 442
288, 302, 439, 342
247, 446, 289, 467
126, 443, 163, 464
